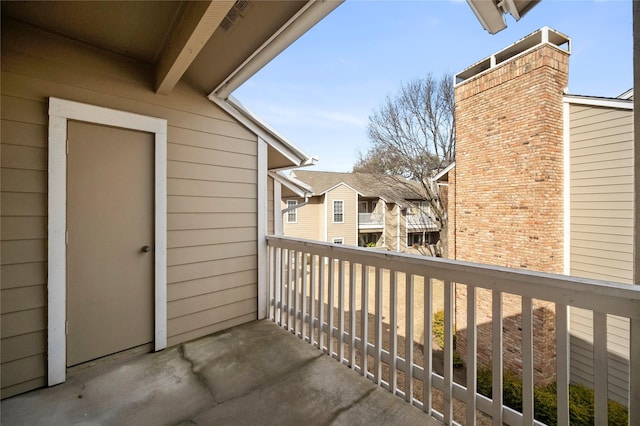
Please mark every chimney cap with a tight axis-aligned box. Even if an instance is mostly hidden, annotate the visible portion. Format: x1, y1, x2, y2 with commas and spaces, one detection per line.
455, 26, 571, 85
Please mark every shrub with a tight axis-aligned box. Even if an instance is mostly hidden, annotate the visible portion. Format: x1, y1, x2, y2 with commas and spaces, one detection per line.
476, 367, 628, 425
432, 311, 464, 367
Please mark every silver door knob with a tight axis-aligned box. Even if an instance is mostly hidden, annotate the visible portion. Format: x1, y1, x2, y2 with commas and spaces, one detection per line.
142, 245, 151, 253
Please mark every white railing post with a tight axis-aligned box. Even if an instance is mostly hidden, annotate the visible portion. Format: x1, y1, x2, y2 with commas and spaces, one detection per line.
374, 266, 383, 385
310, 254, 317, 346
405, 274, 415, 403
423, 277, 433, 415
328, 257, 335, 357
491, 291, 503, 425
361, 264, 369, 377
521, 296, 534, 426
349, 262, 357, 369
630, 318, 640, 425
593, 312, 609, 425
466, 285, 477, 426
338, 260, 346, 364
389, 270, 398, 395
556, 303, 569, 426
301, 251, 308, 341
443, 280, 454, 424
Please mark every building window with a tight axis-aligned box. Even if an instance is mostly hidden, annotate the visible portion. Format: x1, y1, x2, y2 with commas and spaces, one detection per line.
286, 200, 297, 223
359, 233, 380, 247
408, 232, 424, 246
333, 237, 344, 244
333, 200, 344, 223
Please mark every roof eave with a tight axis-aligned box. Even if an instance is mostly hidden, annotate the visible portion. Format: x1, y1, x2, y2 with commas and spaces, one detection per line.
208, 95, 317, 169
210, 0, 343, 100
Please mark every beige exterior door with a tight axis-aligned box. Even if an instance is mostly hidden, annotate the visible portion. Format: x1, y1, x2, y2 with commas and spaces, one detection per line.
66, 121, 154, 367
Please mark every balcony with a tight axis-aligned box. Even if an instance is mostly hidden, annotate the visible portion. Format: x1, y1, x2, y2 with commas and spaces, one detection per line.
359, 212, 384, 229
406, 213, 439, 231
266, 235, 640, 425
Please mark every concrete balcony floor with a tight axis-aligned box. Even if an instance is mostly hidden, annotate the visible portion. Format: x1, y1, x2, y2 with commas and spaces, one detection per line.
2, 320, 440, 425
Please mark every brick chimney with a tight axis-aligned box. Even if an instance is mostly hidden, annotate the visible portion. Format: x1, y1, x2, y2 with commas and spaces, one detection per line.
452, 27, 571, 385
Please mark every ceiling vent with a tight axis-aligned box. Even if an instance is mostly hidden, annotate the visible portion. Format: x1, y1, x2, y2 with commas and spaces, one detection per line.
220, 1, 250, 32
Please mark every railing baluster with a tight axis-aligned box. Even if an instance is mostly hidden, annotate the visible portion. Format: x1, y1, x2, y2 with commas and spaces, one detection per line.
444, 280, 454, 424
492, 290, 503, 425
301, 251, 308, 341
390, 270, 398, 395
273, 247, 281, 323
328, 257, 335, 358
375, 266, 383, 385
405, 274, 414, 404
310, 254, 317, 347
361, 264, 369, 377
466, 285, 477, 426
521, 296, 534, 426
338, 260, 345, 363
280, 248, 286, 327
556, 303, 569, 426
423, 276, 433, 414
293, 250, 299, 336
593, 311, 608, 425
630, 318, 640, 425
318, 256, 326, 352
350, 261, 357, 369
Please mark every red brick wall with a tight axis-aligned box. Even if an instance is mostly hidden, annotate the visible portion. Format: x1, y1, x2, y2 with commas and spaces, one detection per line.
453, 44, 569, 385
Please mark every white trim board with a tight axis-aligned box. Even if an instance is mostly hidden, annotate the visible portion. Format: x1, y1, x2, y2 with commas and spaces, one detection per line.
48, 97, 167, 386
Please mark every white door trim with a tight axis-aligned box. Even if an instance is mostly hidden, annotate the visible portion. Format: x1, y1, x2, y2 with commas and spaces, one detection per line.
48, 97, 167, 386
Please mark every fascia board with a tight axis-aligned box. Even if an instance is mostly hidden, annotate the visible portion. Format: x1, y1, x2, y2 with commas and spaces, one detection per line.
208, 95, 315, 168
270, 171, 313, 198
321, 181, 362, 197
432, 162, 456, 182
563, 95, 633, 110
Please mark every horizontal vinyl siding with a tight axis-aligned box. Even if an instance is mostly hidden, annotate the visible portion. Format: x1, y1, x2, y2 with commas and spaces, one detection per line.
326, 185, 357, 246
282, 197, 323, 241
1, 20, 259, 397
568, 103, 633, 406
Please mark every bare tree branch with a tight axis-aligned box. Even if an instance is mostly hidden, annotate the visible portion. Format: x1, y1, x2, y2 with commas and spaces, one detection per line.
352, 73, 455, 257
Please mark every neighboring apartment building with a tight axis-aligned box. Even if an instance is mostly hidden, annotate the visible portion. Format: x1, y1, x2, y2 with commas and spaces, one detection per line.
281, 171, 440, 254
446, 27, 634, 405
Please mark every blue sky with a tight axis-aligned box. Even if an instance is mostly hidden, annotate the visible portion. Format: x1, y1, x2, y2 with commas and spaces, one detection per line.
234, 1, 633, 172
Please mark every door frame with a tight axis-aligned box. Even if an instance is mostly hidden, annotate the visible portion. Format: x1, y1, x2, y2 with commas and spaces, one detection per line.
47, 97, 167, 386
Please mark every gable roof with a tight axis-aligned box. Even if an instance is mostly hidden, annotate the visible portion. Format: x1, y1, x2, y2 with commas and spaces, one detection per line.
291, 171, 426, 206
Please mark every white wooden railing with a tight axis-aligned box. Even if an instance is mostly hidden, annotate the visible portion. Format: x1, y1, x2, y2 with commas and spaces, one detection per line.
406, 213, 438, 230
266, 236, 640, 425
359, 212, 384, 227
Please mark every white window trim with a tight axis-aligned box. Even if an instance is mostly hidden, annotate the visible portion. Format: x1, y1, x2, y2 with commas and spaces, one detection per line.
48, 98, 167, 386
333, 237, 344, 244
333, 200, 344, 223
286, 199, 298, 223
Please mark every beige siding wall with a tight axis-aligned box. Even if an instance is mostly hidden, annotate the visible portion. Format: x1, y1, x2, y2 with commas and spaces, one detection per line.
326, 185, 357, 246
282, 196, 324, 241
568, 102, 634, 405
1, 20, 259, 398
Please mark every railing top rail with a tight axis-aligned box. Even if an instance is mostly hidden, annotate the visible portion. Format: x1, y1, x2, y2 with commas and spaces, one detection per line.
266, 235, 640, 320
